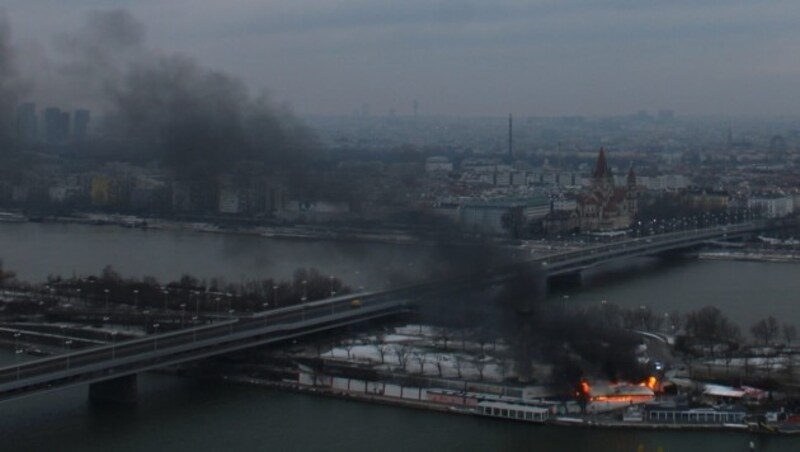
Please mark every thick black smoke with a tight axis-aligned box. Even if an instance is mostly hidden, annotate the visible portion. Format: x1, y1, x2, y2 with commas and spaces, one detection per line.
19, 9, 316, 181
107, 55, 314, 180
0, 11, 23, 148
538, 306, 648, 383
412, 216, 645, 384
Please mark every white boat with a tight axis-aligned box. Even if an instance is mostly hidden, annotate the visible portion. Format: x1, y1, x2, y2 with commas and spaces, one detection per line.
475, 401, 552, 423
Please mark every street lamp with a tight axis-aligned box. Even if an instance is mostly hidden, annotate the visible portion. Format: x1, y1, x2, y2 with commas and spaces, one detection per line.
639, 305, 647, 330
14, 331, 21, 378
133, 289, 139, 310
301, 280, 308, 303
273, 285, 279, 308
162, 289, 169, 311
64, 339, 73, 369
153, 322, 160, 351
329, 275, 336, 297
180, 303, 186, 327
104, 288, 110, 311
110, 331, 118, 359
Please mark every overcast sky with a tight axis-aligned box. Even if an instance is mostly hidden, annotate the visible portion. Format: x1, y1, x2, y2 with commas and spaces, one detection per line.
5, 0, 800, 117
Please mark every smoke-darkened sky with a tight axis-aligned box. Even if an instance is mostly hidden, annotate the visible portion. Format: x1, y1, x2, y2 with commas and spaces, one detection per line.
5, 1, 800, 117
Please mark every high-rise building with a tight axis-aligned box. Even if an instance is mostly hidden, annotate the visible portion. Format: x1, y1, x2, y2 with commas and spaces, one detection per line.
15, 102, 38, 143
73, 109, 90, 142
44, 107, 70, 144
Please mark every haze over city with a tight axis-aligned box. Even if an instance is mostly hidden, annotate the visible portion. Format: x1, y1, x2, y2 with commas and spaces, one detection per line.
2, 2, 800, 451
4, 0, 800, 117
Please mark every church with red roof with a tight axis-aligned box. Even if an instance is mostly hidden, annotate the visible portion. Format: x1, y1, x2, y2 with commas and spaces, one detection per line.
574, 148, 638, 231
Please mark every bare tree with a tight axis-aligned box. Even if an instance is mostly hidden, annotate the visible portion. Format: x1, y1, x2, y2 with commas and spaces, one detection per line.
412, 352, 427, 375
743, 355, 753, 377
435, 354, 446, 377
685, 306, 742, 350
453, 354, 464, 378
435, 327, 453, 350
377, 344, 390, 364
783, 323, 797, 346
751, 316, 780, 345
343, 341, 356, 360
474, 355, 487, 381
393, 345, 409, 371
0, 260, 15, 293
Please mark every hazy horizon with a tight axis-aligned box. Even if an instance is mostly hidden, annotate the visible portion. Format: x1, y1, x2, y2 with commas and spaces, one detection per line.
4, 1, 800, 118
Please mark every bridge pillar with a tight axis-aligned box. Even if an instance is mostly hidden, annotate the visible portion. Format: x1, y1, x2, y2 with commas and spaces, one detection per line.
89, 374, 138, 404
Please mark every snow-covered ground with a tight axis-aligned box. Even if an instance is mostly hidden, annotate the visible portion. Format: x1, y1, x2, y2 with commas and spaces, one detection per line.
321, 324, 511, 382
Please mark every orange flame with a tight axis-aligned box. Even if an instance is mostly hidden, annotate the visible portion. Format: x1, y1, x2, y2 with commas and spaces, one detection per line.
592, 395, 654, 403
639, 376, 658, 391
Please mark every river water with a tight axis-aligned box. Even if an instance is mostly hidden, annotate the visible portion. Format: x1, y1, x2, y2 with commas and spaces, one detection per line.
0, 222, 798, 451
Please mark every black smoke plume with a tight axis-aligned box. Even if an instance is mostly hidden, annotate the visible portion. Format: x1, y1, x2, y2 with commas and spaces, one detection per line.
412, 216, 646, 384
20, 9, 316, 182
0, 10, 24, 148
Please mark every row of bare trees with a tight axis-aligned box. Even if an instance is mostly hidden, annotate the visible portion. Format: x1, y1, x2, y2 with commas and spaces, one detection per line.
2, 263, 351, 313
750, 316, 797, 346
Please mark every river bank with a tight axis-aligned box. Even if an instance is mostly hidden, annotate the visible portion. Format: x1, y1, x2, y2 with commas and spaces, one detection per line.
219, 372, 800, 436
698, 250, 800, 263
6, 211, 429, 246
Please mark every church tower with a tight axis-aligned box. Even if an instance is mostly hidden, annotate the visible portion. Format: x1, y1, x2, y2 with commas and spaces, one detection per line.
626, 165, 636, 190
591, 148, 615, 199
625, 165, 638, 217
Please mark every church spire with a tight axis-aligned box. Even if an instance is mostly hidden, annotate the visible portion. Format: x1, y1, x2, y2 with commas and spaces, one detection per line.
592, 148, 612, 180
627, 165, 636, 188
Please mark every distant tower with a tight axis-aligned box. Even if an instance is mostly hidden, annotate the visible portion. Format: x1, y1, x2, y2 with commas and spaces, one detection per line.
726, 125, 733, 150
73, 109, 90, 142
591, 148, 615, 198
412, 100, 419, 117
626, 164, 638, 217
508, 114, 513, 161
626, 164, 637, 190
44, 107, 70, 144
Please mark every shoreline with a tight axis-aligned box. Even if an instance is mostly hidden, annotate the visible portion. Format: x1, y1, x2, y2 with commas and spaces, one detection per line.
217, 374, 798, 435
698, 250, 800, 264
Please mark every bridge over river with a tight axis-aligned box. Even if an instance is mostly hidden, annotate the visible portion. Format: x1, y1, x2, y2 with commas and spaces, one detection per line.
0, 220, 781, 405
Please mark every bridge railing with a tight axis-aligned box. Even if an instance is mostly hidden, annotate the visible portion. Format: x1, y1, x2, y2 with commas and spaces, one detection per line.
536, 222, 763, 267
0, 288, 418, 388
